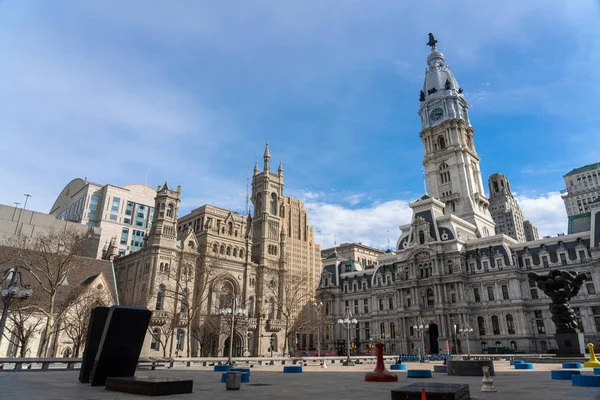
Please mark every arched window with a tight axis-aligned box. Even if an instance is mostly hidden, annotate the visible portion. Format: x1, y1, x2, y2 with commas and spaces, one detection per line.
268, 297, 276, 319
390, 322, 396, 338
248, 296, 255, 317
510, 340, 517, 350
270, 333, 278, 352
427, 288, 434, 306
218, 281, 234, 309
220, 245, 225, 255
164, 263, 169, 274
167, 203, 174, 218
270, 193, 278, 215
228, 222, 233, 235
419, 231, 425, 245
239, 249, 244, 259
256, 193, 262, 215
439, 163, 451, 184
477, 316, 486, 335
491, 315, 500, 335
233, 248, 238, 257
155, 284, 166, 311
150, 328, 160, 350
506, 314, 515, 334
380, 322, 386, 339
280, 204, 285, 218
159, 262, 164, 272
180, 288, 189, 313
213, 243, 218, 253
438, 136, 446, 150
226, 246, 231, 256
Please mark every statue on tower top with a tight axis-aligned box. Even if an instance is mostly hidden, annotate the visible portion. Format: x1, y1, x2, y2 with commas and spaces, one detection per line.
426, 33, 438, 49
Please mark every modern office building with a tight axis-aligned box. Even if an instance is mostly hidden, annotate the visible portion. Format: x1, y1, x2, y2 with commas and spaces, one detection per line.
561, 162, 600, 234
50, 178, 156, 258
523, 220, 540, 242
487, 173, 534, 243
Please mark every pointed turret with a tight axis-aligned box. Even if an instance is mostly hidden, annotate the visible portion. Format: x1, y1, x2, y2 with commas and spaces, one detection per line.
254, 162, 259, 176
278, 161, 283, 176
263, 141, 270, 171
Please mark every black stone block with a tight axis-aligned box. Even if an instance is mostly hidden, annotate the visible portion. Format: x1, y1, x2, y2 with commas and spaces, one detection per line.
391, 383, 470, 400
89, 306, 152, 386
447, 360, 494, 376
79, 306, 110, 383
106, 377, 194, 396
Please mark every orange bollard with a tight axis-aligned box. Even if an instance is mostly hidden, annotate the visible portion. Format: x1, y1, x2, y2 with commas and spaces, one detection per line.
421, 387, 427, 400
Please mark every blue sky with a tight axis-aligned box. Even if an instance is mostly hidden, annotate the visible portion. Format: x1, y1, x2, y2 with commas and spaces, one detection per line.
1, 1, 599, 249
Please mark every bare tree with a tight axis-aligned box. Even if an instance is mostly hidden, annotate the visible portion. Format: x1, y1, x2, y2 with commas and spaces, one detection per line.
265, 269, 313, 355
61, 282, 112, 357
191, 315, 221, 357
1, 227, 98, 356
2, 298, 45, 357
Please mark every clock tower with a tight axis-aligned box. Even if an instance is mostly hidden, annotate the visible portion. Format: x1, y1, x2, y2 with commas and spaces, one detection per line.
418, 34, 495, 237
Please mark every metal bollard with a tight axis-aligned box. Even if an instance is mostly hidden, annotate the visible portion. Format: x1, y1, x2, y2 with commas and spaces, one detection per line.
226, 372, 242, 390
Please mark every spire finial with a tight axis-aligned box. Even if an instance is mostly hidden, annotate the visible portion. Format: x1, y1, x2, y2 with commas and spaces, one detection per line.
263, 141, 270, 171
278, 160, 283, 175
254, 162, 259, 175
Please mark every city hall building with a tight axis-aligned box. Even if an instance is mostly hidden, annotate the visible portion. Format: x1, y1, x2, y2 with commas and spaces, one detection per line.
317, 36, 600, 356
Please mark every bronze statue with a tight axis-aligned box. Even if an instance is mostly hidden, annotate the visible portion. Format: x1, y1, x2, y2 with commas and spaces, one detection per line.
427, 33, 438, 49
419, 90, 425, 102
528, 270, 586, 333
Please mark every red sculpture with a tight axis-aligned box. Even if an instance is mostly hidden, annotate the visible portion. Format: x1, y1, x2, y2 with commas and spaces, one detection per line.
365, 342, 398, 382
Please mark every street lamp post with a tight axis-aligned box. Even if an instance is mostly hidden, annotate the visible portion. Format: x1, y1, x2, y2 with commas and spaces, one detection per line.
313, 301, 323, 357
337, 308, 357, 366
458, 322, 474, 358
531, 320, 538, 354
219, 297, 246, 365
0, 267, 33, 347
413, 317, 429, 363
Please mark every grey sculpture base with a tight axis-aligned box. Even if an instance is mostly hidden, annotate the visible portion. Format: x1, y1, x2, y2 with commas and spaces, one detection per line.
447, 360, 494, 376
555, 332, 585, 357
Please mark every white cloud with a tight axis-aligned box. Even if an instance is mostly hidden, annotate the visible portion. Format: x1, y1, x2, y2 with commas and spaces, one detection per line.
306, 199, 413, 250
307, 191, 569, 251
515, 192, 568, 237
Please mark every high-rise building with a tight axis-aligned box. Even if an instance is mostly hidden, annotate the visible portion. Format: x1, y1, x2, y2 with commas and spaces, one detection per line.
50, 178, 156, 258
318, 34, 600, 356
487, 173, 527, 242
523, 220, 539, 242
281, 196, 322, 293
561, 162, 600, 234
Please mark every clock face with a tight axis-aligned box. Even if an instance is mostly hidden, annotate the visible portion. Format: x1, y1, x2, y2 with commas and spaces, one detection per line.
429, 108, 444, 121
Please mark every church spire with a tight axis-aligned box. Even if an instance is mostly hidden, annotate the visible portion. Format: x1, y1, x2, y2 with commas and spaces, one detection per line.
263, 141, 270, 171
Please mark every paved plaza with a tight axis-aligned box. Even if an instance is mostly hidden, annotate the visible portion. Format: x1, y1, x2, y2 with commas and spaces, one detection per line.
0, 361, 598, 400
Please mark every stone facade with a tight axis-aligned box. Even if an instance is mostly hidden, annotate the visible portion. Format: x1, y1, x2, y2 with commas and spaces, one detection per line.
321, 242, 384, 270
317, 36, 600, 356
113, 146, 295, 358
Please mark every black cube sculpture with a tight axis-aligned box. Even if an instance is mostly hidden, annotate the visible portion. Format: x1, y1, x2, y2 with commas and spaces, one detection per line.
89, 306, 152, 386
79, 306, 110, 383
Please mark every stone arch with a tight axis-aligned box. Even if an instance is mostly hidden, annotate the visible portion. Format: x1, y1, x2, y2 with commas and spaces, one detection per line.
167, 203, 174, 218
438, 136, 446, 150
213, 243, 219, 253
270, 193, 278, 215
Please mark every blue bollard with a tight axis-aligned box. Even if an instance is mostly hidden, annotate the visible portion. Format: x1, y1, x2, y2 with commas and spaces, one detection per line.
562, 363, 583, 369
515, 363, 534, 370
214, 365, 232, 372
572, 375, 600, 387
593, 368, 600, 376
283, 366, 303, 373
391, 364, 407, 371
551, 370, 581, 380
407, 370, 432, 378
510, 360, 525, 366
